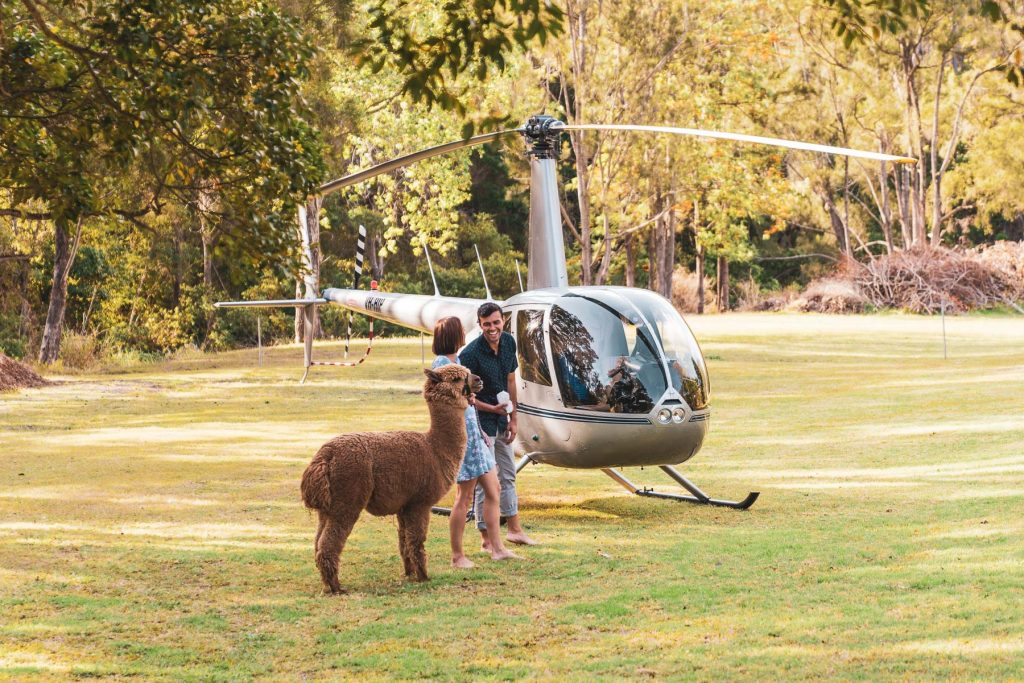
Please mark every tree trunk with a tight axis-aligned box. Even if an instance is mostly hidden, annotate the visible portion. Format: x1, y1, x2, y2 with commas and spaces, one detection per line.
648, 193, 675, 298
899, 39, 928, 247
200, 225, 216, 345
879, 159, 894, 254
716, 255, 729, 313
696, 245, 705, 314
694, 200, 704, 314
593, 214, 613, 285
294, 278, 303, 343
294, 198, 323, 343
659, 203, 675, 297
895, 165, 913, 248
624, 235, 636, 287
197, 186, 218, 346
38, 217, 83, 364
821, 188, 849, 255
572, 134, 593, 286
929, 53, 947, 247
562, 1, 593, 286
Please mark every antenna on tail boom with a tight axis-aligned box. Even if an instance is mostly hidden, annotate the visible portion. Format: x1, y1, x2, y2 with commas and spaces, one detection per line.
420, 236, 441, 297
474, 244, 493, 300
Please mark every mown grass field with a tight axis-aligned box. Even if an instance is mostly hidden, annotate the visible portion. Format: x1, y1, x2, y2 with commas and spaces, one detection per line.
1, 313, 1023, 681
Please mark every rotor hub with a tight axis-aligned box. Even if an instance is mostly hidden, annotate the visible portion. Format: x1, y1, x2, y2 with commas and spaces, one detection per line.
523, 115, 562, 160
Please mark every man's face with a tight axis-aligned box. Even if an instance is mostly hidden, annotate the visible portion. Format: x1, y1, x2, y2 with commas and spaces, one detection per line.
479, 311, 503, 346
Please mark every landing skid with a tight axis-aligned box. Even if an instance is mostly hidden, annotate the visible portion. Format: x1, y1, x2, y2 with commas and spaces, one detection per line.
433, 459, 758, 516
602, 466, 759, 510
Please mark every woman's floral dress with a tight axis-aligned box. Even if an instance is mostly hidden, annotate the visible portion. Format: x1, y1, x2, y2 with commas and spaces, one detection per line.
432, 356, 496, 482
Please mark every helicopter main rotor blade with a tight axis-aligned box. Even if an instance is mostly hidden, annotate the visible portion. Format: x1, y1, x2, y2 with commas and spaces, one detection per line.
318, 128, 524, 196
553, 122, 916, 164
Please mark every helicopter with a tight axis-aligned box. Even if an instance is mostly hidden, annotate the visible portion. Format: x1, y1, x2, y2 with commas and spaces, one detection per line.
216, 114, 915, 510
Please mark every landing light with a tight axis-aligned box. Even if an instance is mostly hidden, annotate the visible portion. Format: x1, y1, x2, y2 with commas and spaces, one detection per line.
657, 408, 672, 424
672, 408, 686, 423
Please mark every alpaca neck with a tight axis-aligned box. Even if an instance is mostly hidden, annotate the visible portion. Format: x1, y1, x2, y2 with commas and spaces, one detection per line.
426, 401, 468, 469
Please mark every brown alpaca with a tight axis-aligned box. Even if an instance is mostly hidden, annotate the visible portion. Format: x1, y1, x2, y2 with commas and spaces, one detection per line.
300, 364, 483, 594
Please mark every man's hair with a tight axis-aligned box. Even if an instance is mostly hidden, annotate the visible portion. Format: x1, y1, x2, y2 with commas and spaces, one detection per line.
477, 301, 502, 320
432, 316, 465, 355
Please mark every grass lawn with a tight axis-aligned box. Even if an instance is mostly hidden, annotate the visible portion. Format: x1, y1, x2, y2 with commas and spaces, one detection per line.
1, 313, 1023, 681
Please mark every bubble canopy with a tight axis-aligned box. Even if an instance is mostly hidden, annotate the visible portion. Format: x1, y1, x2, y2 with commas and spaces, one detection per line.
546, 289, 709, 414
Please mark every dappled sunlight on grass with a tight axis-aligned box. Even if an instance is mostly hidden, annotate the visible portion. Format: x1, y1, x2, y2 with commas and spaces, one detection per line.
895, 638, 1024, 654
0, 520, 303, 537
0, 650, 70, 673
2, 313, 1023, 679
863, 417, 1024, 438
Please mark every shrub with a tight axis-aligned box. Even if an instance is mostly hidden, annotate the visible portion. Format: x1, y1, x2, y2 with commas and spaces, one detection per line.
59, 332, 101, 369
671, 268, 707, 313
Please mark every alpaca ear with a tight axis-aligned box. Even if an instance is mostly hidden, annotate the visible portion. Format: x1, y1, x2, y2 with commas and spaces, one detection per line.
423, 369, 443, 384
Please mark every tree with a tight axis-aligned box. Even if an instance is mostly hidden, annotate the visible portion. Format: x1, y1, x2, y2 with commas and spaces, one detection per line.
1, 0, 326, 362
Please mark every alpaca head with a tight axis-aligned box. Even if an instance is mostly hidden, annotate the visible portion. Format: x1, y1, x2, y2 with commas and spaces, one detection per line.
422, 365, 483, 408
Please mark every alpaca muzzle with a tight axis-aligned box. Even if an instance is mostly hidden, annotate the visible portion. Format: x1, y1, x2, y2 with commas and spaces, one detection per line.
467, 373, 483, 395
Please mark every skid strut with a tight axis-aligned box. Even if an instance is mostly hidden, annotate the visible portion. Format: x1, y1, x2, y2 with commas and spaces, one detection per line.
431, 455, 534, 517
602, 465, 759, 510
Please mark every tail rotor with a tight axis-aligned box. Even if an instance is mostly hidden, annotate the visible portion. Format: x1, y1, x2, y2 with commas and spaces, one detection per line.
345, 225, 367, 359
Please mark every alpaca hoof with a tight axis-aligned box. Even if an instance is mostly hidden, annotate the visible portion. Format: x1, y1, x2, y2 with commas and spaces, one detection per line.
323, 586, 348, 596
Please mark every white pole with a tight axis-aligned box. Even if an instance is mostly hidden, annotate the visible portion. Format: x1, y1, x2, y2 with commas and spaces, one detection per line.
941, 299, 947, 360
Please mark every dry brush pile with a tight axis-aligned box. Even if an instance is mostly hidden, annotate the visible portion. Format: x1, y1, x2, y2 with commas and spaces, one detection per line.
852, 242, 1024, 314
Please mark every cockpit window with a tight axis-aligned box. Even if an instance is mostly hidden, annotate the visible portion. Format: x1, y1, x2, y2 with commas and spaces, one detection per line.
625, 291, 709, 410
517, 309, 551, 386
549, 297, 666, 414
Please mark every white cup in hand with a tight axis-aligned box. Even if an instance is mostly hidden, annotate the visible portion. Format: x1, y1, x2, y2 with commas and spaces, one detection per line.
496, 390, 512, 413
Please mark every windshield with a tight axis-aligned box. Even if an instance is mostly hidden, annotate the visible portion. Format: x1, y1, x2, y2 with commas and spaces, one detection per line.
548, 295, 667, 414
624, 290, 709, 410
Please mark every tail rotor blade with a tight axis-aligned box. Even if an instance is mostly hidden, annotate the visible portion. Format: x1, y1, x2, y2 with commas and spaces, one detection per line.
553, 122, 917, 164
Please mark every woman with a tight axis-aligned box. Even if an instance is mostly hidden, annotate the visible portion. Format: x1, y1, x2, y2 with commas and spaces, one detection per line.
431, 316, 519, 567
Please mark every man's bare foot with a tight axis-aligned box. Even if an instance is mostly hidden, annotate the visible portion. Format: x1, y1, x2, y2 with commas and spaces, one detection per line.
480, 538, 491, 553
506, 531, 537, 546
451, 556, 475, 569
490, 549, 521, 561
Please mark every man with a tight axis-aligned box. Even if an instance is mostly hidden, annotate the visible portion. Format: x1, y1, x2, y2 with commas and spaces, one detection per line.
459, 302, 537, 547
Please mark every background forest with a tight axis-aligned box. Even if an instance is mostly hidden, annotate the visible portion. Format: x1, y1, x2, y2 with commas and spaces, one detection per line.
2, 0, 1024, 367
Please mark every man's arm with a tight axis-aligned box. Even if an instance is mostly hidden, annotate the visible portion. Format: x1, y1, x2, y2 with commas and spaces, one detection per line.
505, 370, 518, 442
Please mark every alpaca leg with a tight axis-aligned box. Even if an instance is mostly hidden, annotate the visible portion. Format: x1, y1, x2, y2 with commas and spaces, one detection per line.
399, 505, 432, 582
397, 515, 414, 578
314, 511, 327, 552
315, 509, 360, 595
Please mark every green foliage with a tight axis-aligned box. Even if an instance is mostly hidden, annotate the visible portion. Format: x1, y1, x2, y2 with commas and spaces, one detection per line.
1, 0, 326, 268
0, 313, 26, 359
355, 0, 564, 131
822, 0, 928, 46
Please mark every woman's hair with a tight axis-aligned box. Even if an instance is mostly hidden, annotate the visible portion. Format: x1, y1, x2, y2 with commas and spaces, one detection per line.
432, 316, 465, 355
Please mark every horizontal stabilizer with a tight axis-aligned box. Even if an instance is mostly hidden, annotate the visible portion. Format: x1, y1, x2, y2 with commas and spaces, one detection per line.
214, 298, 328, 309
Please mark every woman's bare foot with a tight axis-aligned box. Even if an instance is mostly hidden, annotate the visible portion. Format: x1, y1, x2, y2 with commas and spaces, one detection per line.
451, 555, 475, 569
490, 549, 521, 561
506, 531, 537, 546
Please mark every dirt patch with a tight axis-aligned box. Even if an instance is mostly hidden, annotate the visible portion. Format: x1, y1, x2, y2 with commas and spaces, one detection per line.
0, 353, 51, 392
